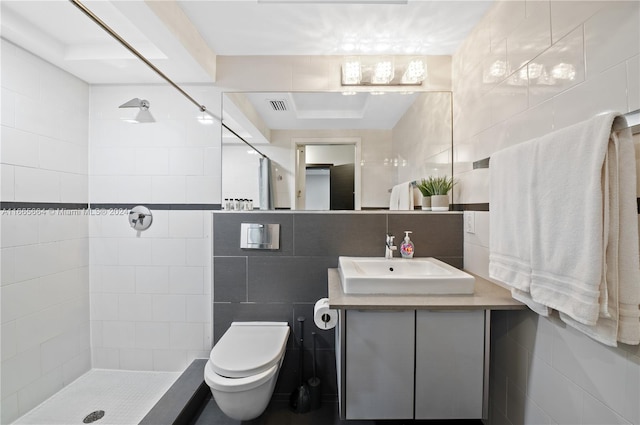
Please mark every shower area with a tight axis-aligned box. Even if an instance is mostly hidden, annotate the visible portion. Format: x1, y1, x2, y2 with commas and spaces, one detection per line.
0, 3, 219, 423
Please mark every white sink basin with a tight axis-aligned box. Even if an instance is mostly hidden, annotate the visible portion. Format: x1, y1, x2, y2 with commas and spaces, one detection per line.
338, 257, 475, 295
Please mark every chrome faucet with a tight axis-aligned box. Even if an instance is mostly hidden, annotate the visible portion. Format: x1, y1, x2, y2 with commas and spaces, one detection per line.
385, 234, 397, 259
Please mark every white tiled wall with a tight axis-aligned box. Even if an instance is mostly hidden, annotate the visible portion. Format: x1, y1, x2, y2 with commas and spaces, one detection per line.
455, 1, 640, 424
465, 211, 640, 425
392, 92, 452, 187
88, 85, 221, 204
1, 40, 89, 204
88, 85, 216, 371
1, 40, 91, 424
454, 1, 639, 196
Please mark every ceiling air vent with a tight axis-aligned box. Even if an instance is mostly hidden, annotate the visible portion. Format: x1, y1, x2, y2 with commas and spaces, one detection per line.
268, 99, 288, 111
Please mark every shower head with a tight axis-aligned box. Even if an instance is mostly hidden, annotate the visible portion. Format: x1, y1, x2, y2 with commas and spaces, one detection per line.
119, 98, 155, 123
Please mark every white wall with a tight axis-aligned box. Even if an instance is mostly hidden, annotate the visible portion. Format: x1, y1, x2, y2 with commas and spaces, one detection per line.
454, 1, 640, 424
88, 85, 218, 371
305, 168, 330, 210
305, 144, 354, 166
392, 92, 452, 186
1, 39, 91, 423
221, 146, 262, 207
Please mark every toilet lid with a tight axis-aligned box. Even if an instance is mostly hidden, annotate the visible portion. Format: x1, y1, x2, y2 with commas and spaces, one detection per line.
210, 322, 290, 378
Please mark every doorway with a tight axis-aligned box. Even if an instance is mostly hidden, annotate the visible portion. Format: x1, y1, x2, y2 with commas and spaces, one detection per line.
293, 138, 361, 210
304, 163, 356, 210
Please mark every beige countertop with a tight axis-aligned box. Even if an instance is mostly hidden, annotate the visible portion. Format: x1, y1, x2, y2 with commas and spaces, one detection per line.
327, 268, 525, 311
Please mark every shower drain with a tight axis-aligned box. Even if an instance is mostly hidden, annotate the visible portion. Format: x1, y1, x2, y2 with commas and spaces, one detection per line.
83, 410, 105, 424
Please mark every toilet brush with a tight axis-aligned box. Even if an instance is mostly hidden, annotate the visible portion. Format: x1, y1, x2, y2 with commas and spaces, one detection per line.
307, 332, 322, 410
289, 317, 311, 413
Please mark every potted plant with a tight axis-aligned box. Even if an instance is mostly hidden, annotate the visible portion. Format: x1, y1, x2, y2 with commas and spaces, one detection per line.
417, 178, 434, 210
430, 176, 455, 211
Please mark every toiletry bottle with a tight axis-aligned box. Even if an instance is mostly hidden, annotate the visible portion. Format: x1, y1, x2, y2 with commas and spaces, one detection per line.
400, 231, 414, 259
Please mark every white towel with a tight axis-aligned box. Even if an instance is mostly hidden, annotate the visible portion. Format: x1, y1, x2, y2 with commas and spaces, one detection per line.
615, 119, 640, 344
389, 182, 414, 210
550, 117, 640, 346
389, 184, 401, 210
489, 139, 550, 316
489, 140, 534, 291
399, 182, 414, 210
489, 112, 640, 346
527, 113, 617, 328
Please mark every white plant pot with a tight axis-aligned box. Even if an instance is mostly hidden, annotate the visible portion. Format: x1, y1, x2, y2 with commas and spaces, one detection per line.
430, 195, 449, 211
421, 196, 431, 211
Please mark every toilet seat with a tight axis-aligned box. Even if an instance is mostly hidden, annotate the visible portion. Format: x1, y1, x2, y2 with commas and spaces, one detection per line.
204, 361, 278, 393
210, 322, 289, 378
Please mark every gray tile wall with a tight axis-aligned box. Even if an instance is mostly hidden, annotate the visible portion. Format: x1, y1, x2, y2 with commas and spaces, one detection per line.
212, 211, 463, 400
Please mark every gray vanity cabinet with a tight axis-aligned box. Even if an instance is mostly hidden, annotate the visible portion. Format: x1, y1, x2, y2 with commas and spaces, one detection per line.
344, 310, 415, 420
338, 309, 488, 420
414, 310, 485, 419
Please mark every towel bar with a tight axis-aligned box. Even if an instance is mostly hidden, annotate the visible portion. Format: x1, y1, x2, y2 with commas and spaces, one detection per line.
472, 109, 640, 170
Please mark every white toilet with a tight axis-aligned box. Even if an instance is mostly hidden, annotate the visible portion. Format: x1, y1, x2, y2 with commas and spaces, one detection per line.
204, 322, 290, 421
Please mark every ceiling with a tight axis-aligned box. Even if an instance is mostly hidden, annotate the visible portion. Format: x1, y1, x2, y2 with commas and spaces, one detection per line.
222, 91, 420, 143
1, 1, 490, 136
245, 91, 417, 129
0, 0, 213, 84
178, 1, 493, 57
0, 0, 492, 85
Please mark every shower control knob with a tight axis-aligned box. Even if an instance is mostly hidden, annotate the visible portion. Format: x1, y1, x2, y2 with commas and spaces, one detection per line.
128, 206, 153, 231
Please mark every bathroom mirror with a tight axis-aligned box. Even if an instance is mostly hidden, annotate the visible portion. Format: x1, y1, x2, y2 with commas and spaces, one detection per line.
221, 91, 453, 210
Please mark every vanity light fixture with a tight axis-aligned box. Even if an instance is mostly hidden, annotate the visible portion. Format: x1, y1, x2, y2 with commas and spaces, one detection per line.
342, 58, 362, 85
371, 58, 394, 84
119, 98, 155, 123
341, 56, 426, 86
401, 59, 427, 84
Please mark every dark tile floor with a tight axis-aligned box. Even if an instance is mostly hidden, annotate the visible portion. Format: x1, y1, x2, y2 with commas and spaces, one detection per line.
189, 394, 483, 425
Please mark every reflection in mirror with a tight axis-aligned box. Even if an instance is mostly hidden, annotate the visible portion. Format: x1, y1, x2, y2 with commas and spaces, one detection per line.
222, 91, 452, 211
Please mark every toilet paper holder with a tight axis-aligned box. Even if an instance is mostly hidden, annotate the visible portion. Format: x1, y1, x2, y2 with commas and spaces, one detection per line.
313, 298, 338, 330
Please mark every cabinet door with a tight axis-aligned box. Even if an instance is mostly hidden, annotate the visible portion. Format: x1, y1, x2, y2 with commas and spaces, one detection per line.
415, 310, 485, 419
345, 310, 415, 420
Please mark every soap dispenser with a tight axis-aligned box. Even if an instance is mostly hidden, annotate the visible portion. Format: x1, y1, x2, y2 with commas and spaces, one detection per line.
400, 231, 414, 259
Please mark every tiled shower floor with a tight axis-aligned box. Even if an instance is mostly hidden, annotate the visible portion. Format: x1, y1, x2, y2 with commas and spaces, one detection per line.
12, 369, 180, 425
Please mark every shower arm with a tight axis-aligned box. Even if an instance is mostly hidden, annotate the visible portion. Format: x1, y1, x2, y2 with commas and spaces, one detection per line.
68, 0, 268, 159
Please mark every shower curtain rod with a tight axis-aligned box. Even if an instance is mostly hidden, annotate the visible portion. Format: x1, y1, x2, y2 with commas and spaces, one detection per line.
68, 0, 269, 159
